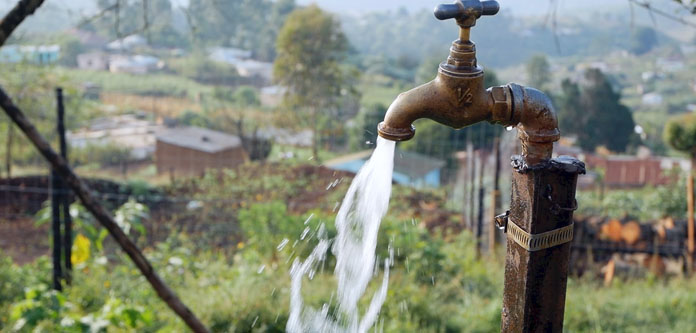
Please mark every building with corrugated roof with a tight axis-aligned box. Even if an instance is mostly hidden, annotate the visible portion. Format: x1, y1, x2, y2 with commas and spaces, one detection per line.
326, 149, 445, 187
155, 126, 248, 177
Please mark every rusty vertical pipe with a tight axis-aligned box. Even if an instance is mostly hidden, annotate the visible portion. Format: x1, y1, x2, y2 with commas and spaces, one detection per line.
500, 156, 584, 332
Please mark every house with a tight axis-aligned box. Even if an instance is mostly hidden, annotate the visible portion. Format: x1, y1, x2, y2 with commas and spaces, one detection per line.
325, 149, 445, 187
233, 60, 273, 81
68, 113, 164, 160
77, 52, 109, 70
641, 92, 663, 106
76, 52, 162, 74
258, 126, 312, 147
552, 139, 689, 189
657, 56, 685, 73
0, 45, 60, 64
594, 156, 687, 188
260, 86, 286, 107
209, 47, 252, 63
109, 54, 161, 74
207, 47, 273, 81
107, 34, 147, 51
155, 126, 248, 177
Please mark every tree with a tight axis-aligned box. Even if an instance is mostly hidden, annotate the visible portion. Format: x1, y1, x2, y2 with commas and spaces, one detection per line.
557, 78, 583, 135
186, 0, 295, 60
557, 69, 635, 152
664, 113, 696, 271
274, 5, 352, 161
630, 26, 658, 55
526, 54, 551, 90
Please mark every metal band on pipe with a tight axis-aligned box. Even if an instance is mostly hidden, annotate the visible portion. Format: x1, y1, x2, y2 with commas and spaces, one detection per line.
507, 219, 574, 252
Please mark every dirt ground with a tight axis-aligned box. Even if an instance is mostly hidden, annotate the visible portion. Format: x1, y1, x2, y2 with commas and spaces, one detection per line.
0, 217, 49, 264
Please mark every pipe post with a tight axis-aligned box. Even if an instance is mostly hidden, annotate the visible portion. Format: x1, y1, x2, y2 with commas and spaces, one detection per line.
499, 155, 585, 332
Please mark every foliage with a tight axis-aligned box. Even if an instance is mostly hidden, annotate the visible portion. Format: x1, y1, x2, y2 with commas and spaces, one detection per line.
57, 36, 84, 68
35, 200, 148, 258
186, 0, 296, 60
238, 201, 306, 257
168, 55, 242, 86
664, 113, 696, 161
274, 5, 358, 157
0, 64, 84, 174
4, 216, 696, 332
576, 177, 687, 221
70, 143, 135, 168
557, 68, 636, 152
3, 163, 696, 331
350, 103, 387, 150
62, 67, 212, 98
90, 0, 185, 49
526, 54, 551, 90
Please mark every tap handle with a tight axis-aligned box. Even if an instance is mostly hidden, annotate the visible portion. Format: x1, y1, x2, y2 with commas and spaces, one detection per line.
434, 0, 499, 26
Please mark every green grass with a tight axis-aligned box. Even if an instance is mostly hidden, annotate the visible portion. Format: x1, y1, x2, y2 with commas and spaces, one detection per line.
58, 68, 213, 99
359, 75, 415, 107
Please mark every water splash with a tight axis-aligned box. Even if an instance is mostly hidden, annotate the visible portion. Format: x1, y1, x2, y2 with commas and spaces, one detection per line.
288, 137, 396, 333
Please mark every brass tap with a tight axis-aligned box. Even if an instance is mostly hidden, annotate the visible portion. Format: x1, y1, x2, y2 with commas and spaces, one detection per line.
377, 0, 560, 165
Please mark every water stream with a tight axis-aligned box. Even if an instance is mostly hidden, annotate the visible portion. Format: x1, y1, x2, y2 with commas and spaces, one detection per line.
287, 137, 396, 333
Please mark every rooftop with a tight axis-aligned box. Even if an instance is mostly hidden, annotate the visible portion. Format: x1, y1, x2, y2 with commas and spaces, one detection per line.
326, 149, 445, 179
156, 126, 243, 154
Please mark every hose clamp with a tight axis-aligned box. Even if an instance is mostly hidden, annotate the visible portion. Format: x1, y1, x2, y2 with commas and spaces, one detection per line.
506, 219, 574, 252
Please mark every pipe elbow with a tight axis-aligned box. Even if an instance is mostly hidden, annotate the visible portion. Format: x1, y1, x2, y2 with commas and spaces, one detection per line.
378, 79, 444, 141
507, 83, 560, 164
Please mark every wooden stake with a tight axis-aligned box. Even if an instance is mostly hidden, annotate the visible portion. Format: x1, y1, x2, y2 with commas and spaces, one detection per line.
56, 87, 72, 284
489, 136, 501, 254
687, 171, 694, 274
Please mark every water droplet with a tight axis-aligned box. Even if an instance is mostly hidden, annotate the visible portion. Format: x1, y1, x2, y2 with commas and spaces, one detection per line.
304, 213, 314, 225
277, 238, 289, 251
251, 316, 258, 328
257, 265, 265, 274
300, 227, 311, 240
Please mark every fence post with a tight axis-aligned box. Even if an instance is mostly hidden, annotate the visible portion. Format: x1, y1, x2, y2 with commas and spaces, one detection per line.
489, 136, 501, 254
475, 150, 485, 257
51, 168, 62, 291
56, 87, 73, 284
500, 156, 584, 332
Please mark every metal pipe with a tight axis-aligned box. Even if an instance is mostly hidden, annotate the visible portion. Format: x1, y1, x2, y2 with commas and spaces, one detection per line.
377, 1, 583, 331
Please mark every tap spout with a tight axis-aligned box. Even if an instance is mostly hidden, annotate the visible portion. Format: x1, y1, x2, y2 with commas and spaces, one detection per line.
377, 79, 560, 165
377, 78, 450, 141
378, 69, 492, 142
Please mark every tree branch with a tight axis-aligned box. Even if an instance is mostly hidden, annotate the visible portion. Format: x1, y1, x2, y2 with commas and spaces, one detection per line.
0, 0, 45, 46
628, 0, 696, 28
